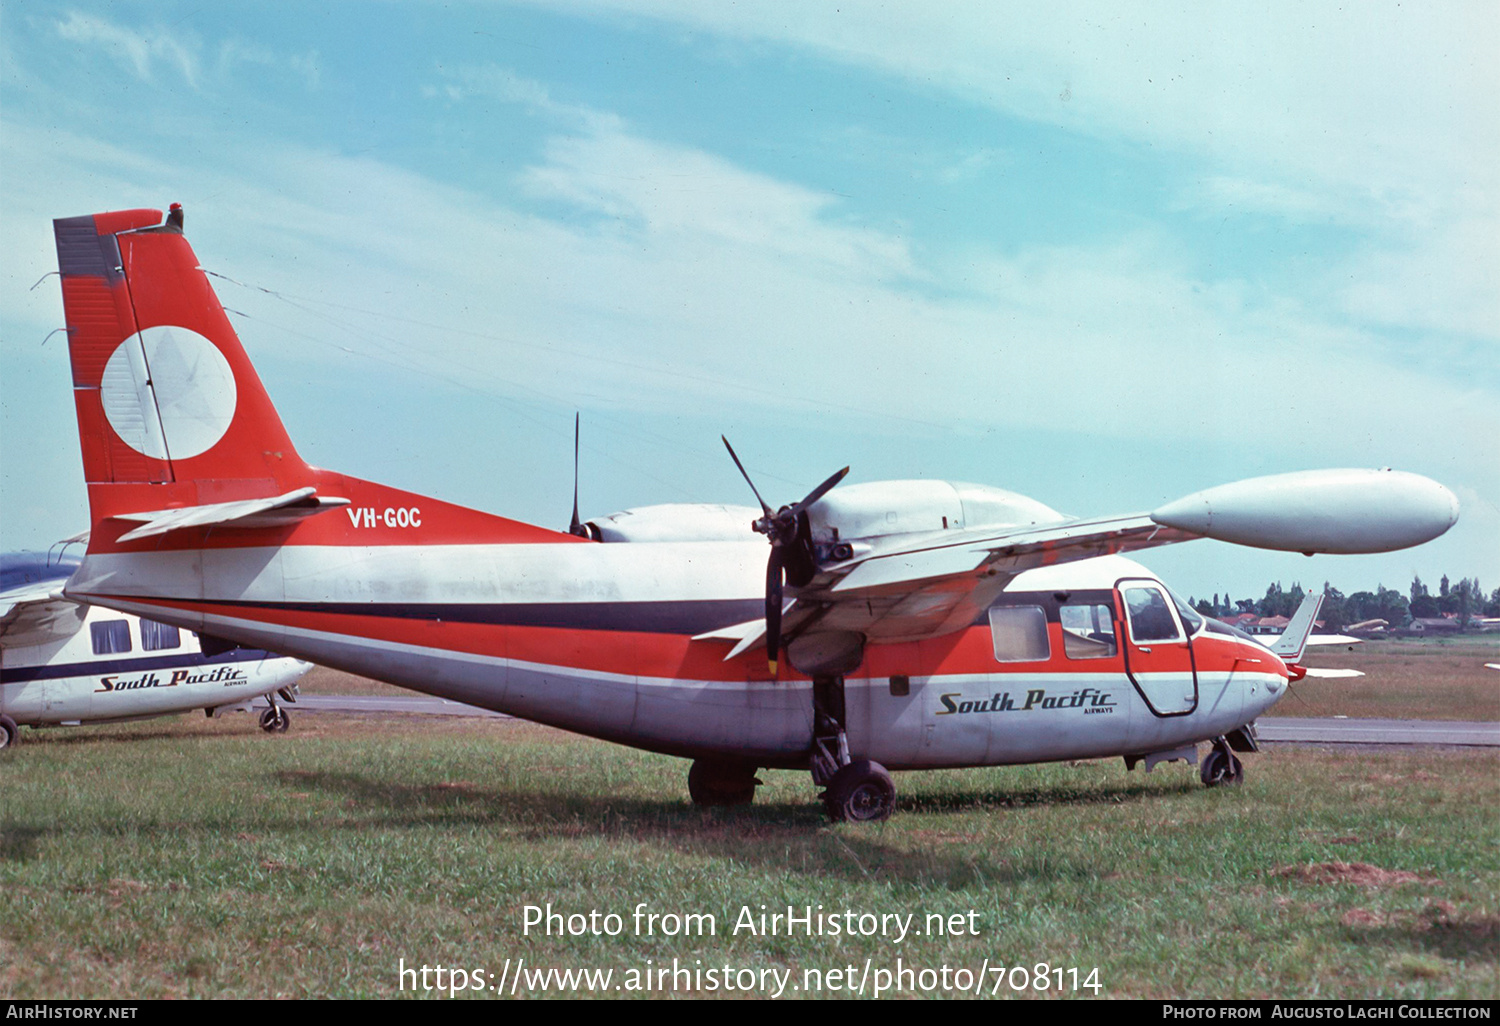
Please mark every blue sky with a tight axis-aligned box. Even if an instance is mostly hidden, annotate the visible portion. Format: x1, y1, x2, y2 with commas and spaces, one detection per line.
3, 1, 1496, 603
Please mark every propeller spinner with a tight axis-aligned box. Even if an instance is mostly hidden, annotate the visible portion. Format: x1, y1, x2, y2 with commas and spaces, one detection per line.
722, 436, 848, 674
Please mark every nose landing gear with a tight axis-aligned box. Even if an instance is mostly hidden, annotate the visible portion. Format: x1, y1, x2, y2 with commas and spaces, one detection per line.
258, 699, 290, 734
1200, 738, 1244, 787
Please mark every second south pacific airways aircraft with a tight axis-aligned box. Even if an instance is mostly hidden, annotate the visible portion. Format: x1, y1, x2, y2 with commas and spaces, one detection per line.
46, 206, 1459, 820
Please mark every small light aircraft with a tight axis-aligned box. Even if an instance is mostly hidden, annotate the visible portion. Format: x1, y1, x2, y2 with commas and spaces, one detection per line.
1, 551, 311, 748
44, 206, 1460, 819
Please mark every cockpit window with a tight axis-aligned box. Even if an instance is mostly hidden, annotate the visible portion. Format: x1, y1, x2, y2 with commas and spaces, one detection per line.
1168, 590, 1204, 634
1206, 618, 1260, 644
1123, 586, 1183, 643
1060, 602, 1117, 659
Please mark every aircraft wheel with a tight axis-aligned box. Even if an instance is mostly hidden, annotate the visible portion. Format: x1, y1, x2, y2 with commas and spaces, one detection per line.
1200, 747, 1244, 787
0, 715, 18, 750
259, 708, 290, 734
822, 760, 896, 823
688, 759, 760, 806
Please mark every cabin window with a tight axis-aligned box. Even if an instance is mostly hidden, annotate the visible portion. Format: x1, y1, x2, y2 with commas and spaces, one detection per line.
1060, 602, 1117, 659
988, 605, 1050, 662
90, 619, 132, 655
140, 619, 181, 651
1123, 586, 1183, 643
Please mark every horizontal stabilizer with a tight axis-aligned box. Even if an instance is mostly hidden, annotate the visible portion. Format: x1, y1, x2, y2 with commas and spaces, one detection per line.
114, 487, 350, 542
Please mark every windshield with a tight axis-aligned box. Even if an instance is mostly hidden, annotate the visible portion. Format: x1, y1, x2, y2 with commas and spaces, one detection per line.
1166, 587, 1205, 634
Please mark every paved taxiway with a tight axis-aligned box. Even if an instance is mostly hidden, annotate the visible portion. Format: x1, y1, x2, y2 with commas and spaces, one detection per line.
289, 694, 1500, 747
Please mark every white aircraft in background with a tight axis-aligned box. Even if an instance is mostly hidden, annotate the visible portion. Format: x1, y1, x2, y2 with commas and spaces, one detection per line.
1, 552, 311, 749
41, 205, 1461, 820
1244, 602, 1367, 678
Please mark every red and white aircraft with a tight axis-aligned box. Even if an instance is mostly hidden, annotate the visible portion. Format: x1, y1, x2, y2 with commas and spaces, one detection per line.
47, 206, 1459, 820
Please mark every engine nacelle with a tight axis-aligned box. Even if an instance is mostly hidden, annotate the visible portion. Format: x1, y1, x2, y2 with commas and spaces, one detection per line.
806, 481, 1063, 543
586, 503, 761, 543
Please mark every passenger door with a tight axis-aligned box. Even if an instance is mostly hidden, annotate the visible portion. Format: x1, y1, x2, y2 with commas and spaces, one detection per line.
1117, 579, 1198, 716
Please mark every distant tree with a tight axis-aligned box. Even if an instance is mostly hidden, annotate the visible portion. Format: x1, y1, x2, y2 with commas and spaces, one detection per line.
1488, 587, 1500, 618
1410, 574, 1428, 607
1194, 598, 1214, 616
1375, 586, 1411, 627
1346, 591, 1378, 623
1236, 598, 1256, 614
1320, 582, 1349, 632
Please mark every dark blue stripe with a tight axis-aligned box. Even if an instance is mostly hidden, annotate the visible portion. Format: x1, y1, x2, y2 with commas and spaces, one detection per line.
182, 598, 767, 636
0, 649, 274, 684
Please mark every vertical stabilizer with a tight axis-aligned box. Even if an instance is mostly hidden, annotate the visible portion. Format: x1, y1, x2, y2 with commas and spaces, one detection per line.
54, 208, 313, 528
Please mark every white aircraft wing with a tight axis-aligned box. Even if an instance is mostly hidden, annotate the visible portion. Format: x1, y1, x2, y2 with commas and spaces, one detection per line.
793, 514, 1203, 642
707, 465, 1458, 650
0, 581, 87, 647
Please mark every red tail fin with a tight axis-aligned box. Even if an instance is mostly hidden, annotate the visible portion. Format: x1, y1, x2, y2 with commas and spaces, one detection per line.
55, 206, 573, 551
54, 208, 311, 509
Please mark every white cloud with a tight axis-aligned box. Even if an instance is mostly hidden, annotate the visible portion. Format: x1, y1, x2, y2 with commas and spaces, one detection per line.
535, 1, 1499, 223
54, 10, 200, 86
430, 65, 618, 132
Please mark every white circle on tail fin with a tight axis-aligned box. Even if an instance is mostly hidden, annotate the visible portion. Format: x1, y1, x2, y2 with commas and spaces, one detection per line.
101, 326, 237, 461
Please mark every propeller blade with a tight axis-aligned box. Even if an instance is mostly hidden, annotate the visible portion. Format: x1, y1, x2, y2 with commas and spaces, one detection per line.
766, 547, 783, 675
789, 465, 850, 517
721, 436, 773, 517
568, 413, 589, 537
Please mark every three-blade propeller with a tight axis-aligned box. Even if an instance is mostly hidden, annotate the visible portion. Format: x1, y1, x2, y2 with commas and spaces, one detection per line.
722, 436, 848, 674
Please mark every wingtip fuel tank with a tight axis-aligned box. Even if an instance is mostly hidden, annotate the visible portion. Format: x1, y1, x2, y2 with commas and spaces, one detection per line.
1150, 469, 1459, 555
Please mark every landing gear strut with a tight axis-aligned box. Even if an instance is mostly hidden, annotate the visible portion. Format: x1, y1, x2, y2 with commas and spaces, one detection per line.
688, 759, 761, 806
811, 674, 895, 822
1200, 737, 1244, 787
259, 697, 290, 734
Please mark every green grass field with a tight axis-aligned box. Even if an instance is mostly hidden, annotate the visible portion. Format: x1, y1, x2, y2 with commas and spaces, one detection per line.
2, 713, 1496, 999
1298, 637, 1500, 721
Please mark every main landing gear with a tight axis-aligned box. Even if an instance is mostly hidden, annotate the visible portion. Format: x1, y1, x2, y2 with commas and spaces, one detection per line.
683, 674, 898, 823
687, 759, 761, 806
812, 674, 895, 823
0, 714, 19, 750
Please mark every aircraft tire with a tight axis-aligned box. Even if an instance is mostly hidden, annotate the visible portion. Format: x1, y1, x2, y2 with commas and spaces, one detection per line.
1200, 748, 1244, 787
687, 759, 759, 806
822, 760, 896, 823
0, 715, 17, 750
259, 708, 290, 734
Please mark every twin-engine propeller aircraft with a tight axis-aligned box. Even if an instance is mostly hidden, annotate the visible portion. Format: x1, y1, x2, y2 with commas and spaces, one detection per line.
1, 552, 311, 748
46, 206, 1459, 819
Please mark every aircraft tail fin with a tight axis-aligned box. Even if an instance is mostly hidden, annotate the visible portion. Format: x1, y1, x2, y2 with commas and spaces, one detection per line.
1267, 591, 1325, 663
54, 206, 574, 554
53, 207, 312, 515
